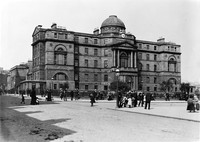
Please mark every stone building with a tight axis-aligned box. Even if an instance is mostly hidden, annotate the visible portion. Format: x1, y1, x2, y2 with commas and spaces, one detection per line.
31, 15, 181, 94
7, 62, 31, 93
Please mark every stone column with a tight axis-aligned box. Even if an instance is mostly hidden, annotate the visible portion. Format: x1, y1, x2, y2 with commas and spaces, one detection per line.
131, 51, 133, 68
117, 50, 120, 67
113, 50, 116, 67
134, 52, 137, 68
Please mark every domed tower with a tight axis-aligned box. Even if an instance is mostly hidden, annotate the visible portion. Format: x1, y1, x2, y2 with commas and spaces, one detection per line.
100, 15, 126, 35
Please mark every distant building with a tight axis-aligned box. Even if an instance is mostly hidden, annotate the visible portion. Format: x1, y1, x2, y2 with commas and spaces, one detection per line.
0, 68, 9, 94
7, 61, 31, 93
31, 15, 181, 94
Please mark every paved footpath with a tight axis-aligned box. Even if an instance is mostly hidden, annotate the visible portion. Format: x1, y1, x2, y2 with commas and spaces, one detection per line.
5, 94, 200, 142
13, 94, 200, 122
49, 96, 200, 122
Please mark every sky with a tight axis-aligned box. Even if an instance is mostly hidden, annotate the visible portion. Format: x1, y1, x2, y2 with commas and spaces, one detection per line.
0, 0, 200, 84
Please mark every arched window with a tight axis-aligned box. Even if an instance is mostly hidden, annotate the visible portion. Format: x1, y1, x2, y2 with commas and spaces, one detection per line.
120, 52, 128, 68
53, 72, 68, 80
54, 45, 67, 65
57, 48, 63, 51
168, 57, 176, 72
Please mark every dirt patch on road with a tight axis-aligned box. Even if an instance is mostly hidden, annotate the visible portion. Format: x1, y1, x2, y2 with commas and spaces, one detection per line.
0, 95, 75, 142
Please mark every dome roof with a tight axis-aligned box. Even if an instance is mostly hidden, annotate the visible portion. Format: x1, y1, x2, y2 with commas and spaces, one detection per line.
101, 15, 125, 29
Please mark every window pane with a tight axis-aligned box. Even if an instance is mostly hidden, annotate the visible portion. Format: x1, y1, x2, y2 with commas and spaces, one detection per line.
85, 60, 88, 67
104, 75, 108, 81
94, 49, 98, 56
104, 60, 108, 68
94, 60, 98, 67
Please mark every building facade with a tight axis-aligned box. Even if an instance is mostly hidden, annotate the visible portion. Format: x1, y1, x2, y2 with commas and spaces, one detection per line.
31, 15, 181, 94
7, 62, 31, 93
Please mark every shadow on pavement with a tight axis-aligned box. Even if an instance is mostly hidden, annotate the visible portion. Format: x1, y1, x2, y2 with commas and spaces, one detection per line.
0, 95, 76, 142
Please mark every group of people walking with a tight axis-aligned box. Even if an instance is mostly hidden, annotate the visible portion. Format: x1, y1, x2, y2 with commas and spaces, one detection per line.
59, 88, 80, 101
187, 94, 199, 112
117, 90, 153, 110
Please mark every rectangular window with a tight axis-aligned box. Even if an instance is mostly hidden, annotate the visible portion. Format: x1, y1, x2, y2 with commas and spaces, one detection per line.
85, 38, 88, 43
94, 60, 98, 68
104, 60, 108, 68
85, 48, 88, 55
75, 36, 79, 42
154, 87, 157, 91
154, 77, 157, 83
94, 74, 98, 81
57, 54, 64, 65
65, 34, 68, 39
94, 85, 98, 90
154, 55, 157, 61
146, 64, 150, 71
104, 75, 108, 82
94, 49, 98, 56
104, 49, 108, 56
85, 85, 89, 90
94, 39, 98, 44
54, 33, 57, 38
154, 65, 157, 71
146, 77, 150, 83
138, 53, 142, 59
154, 46, 157, 50
85, 74, 88, 82
139, 44, 142, 49
147, 45, 149, 50
146, 54, 150, 60
104, 85, 108, 91
54, 84, 57, 90
147, 87, 150, 91
85, 59, 88, 67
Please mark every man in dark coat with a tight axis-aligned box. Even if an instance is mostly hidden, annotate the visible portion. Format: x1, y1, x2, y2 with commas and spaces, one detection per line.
145, 93, 152, 109
30, 87, 36, 105
133, 91, 138, 107
89, 93, 95, 106
70, 90, 74, 101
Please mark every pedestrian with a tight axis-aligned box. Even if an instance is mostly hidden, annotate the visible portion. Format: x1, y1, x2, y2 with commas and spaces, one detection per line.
128, 96, 132, 108
30, 86, 36, 105
89, 93, 95, 106
122, 96, 128, 107
70, 90, 74, 101
138, 93, 143, 107
118, 91, 123, 108
131, 90, 137, 107
63, 89, 67, 101
21, 93, 25, 104
143, 93, 146, 107
145, 93, 152, 110
59, 88, 64, 100
193, 94, 199, 111
46, 89, 52, 101
93, 89, 97, 103
187, 95, 195, 112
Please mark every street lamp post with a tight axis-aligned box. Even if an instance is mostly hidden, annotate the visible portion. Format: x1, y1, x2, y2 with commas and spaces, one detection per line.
115, 68, 120, 108
51, 77, 54, 95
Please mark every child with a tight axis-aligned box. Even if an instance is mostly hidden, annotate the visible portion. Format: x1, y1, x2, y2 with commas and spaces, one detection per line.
128, 97, 132, 108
